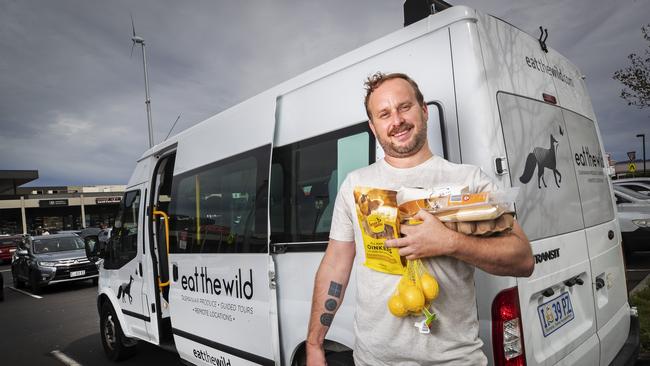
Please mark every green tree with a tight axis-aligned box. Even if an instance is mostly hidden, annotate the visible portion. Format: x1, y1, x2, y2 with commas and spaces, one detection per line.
613, 24, 650, 108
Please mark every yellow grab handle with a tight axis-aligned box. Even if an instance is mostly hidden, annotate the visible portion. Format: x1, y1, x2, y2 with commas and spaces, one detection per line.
153, 210, 170, 290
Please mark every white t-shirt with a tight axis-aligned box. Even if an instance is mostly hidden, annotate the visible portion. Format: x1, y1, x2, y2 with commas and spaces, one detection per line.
330, 156, 497, 366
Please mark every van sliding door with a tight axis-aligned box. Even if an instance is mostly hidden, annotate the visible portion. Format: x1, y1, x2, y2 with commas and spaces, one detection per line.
167, 144, 277, 365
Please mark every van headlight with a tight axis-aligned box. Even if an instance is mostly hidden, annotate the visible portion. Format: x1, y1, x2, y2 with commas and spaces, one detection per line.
38, 261, 58, 267
632, 219, 650, 228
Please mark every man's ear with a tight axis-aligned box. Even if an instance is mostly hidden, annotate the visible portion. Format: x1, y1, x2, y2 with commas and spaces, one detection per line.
421, 103, 428, 121
368, 119, 377, 137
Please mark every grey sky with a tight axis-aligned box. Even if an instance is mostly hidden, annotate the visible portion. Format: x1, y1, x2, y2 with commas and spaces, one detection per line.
1, 0, 648, 186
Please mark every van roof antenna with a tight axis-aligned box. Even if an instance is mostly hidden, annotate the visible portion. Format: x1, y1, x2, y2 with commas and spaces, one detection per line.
403, 0, 452, 27
164, 114, 181, 142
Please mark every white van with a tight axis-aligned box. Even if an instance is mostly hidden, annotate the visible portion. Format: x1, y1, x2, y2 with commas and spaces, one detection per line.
86, 4, 639, 365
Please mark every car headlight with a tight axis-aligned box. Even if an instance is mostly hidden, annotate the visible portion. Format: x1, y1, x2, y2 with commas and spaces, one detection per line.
38, 261, 58, 267
632, 219, 650, 228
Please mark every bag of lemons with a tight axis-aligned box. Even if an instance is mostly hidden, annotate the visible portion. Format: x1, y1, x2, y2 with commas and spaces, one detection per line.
387, 259, 439, 327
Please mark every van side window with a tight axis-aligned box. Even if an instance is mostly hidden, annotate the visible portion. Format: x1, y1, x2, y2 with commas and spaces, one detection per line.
271, 123, 373, 243
168, 145, 270, 254
104, 190, 140, 269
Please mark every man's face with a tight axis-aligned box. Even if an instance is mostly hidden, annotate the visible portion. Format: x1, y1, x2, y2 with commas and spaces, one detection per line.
367, 78, 428, 159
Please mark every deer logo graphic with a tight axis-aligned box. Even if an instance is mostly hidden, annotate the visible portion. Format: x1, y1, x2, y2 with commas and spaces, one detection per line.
519, 126, 563, 189
117, 275, 134, 304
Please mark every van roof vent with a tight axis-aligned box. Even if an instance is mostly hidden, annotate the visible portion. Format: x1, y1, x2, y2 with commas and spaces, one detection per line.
403, 0, 453, 27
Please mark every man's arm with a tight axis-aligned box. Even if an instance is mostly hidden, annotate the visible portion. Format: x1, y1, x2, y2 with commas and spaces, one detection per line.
306, 239, 356, 365
385, 210, 534, 277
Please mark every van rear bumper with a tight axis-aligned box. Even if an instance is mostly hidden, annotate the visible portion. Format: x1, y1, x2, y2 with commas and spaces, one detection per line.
610, 313, 640, 366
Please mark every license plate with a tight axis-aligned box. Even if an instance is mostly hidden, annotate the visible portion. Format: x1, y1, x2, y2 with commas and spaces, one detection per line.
70, 270, 85, 277
538, 291, 575, 337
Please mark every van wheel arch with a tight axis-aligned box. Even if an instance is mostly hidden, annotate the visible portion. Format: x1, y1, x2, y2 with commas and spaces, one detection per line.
99, 301, 137, 361
291, 340, 353, 366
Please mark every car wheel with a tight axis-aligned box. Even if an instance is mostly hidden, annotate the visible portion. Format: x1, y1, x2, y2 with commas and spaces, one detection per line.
0, 286, 4, 301
12, 270, 24, 289
29, 272, 42, 295
100, 303, 137, 361
92, 277, 98, 286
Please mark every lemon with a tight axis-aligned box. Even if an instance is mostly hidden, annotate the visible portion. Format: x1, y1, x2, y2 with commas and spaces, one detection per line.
400, 285, 425, 312
387, 294, 408, 317
397, 276, 411, 296
421, 273, 439, 301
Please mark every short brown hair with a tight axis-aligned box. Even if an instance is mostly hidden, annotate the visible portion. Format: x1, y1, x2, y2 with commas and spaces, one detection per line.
363, 72, 425, 120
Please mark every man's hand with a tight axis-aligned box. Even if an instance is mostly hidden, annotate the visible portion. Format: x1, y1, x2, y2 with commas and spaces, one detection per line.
384, 210, 457, 260
306, 342, 327, 366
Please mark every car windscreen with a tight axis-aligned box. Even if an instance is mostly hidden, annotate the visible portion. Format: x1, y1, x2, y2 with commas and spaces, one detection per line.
32, 237, 85, 254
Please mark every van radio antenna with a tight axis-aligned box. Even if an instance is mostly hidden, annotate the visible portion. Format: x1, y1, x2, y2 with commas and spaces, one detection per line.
164, 114, 181, 142
131, 14, 155, 148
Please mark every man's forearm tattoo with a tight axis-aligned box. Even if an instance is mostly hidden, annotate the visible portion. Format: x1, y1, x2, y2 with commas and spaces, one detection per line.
320, 313, 334, 326
328, 281, 342, 298
320, 281, 342, 326
324, 298, 337, 311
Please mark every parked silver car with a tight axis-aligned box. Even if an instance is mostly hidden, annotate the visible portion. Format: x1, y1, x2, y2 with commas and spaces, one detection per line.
613, 178, 650, 196
613, 185, 650, 255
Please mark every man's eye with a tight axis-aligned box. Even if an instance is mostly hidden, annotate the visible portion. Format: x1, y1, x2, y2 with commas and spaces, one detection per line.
399, 104, 412, 112
378, 112, 389, 119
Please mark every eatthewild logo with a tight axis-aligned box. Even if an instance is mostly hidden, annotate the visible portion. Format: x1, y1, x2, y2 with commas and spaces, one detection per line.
181, 267, 254, 300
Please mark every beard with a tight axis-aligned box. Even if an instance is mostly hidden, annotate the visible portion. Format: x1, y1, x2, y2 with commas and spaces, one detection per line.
377, 120, 428, 159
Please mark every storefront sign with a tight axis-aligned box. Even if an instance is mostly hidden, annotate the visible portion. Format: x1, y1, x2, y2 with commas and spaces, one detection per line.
39, 199, 69, 207
96, 196, 122, 205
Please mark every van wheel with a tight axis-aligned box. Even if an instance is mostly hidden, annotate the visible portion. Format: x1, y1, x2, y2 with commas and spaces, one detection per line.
100, 304, 137, 361
29, 272, 42, 295
325, 350, 355, 366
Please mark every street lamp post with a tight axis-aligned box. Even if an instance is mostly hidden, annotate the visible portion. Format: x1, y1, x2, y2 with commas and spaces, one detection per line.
637, 134, 646, 175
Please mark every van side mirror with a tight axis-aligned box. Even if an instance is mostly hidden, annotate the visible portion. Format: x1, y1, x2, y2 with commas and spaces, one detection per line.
84, 235, 102, 262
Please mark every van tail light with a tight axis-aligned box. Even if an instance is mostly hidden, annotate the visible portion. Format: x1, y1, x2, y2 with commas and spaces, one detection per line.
492, 287, 526, 366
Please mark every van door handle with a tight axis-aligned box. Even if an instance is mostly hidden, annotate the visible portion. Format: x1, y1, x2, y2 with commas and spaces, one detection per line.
139, 262, 143, 276
564, 276, 584, 287
173, 264, 178, 281
542, 287, 555, 297
595, 277, 605, 290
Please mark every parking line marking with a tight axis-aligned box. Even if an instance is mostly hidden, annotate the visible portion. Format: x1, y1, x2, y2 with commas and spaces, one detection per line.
8, 286, 42, 299
51, 350, 82, 366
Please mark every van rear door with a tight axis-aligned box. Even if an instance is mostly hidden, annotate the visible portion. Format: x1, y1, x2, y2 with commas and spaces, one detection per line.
166, 139, 277, 365
561, 109, 629, 365
498, 92, 600, 365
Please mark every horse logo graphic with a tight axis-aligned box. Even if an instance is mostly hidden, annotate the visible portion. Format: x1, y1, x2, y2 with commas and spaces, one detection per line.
519, 127, 563, 189
117, 275, 134, 304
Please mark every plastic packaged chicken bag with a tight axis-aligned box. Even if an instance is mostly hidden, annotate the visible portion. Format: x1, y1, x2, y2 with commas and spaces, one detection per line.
397, 187, 519, 236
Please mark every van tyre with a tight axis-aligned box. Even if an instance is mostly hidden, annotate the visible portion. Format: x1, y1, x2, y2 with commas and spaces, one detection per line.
100, 304, 137, 361
325, 350, 354, 366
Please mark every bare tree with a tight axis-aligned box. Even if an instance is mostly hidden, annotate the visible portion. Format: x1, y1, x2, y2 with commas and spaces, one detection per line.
613, 24, 650, 108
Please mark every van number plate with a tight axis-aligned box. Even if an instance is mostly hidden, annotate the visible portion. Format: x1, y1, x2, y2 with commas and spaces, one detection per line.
70, 270, 85, 277
537, 291, 574, 337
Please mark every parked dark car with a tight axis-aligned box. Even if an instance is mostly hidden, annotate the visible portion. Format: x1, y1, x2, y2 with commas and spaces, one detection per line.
0, 235, 22, 264
11, 233, 99, 294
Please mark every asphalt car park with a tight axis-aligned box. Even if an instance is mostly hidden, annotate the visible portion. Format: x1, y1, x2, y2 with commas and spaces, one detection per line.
0, 263, 182, 366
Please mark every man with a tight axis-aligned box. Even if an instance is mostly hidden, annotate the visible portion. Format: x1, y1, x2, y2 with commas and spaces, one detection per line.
306, 72, 534, 365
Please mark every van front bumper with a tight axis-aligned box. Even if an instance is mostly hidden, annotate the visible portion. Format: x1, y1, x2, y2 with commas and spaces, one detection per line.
610, 312, 640, 366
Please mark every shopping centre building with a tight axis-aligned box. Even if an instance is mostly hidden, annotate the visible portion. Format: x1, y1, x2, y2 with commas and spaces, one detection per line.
0, 170, 125, 235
